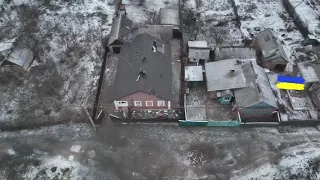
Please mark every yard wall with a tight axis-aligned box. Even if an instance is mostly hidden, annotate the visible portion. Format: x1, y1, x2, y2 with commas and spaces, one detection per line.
214, 46, 255, 61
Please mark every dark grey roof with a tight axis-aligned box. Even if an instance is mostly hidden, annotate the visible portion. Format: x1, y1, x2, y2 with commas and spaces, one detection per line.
108, 14, 133, 46
112, 33, 172, 100
256, 29, 289, 62
234, 61, 277, 108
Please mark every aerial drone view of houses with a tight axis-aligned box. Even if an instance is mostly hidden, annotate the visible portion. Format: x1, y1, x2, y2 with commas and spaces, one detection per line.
92, 0, 320, 127
2, 0, 320, 128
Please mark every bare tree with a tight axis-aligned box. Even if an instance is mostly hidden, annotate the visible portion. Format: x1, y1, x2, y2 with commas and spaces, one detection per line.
143, 8, 159, 25
210, 26, 227, 46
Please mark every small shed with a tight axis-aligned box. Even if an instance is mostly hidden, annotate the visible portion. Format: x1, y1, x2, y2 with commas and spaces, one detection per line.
185, 66, 203, 88
107, 14, 133, 53
160, 8, 181, 38
188, 41, 211, 64
217, 89, 234, 105
254, 29, 289, 72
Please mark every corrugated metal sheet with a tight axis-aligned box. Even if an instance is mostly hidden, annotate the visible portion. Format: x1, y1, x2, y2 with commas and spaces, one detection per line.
214, 47, 255, 61
6, 48, 33, 70
160, 8, 180, 26
205, 59, 247, 91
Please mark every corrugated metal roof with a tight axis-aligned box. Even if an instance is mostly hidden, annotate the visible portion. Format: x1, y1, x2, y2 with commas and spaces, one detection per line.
160, 8, 180, 26
256, 29, 288, 61
112, 33, 172, 100
185, 66, 203, 81
107, 14, 133, 46
297, 62, 320, 82
188, 41, 208, 48
6, 48, 33, 67
234, 61, 277, 108
205, 59, 247, 91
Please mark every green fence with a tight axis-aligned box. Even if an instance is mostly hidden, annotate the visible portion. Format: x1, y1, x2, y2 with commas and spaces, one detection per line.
179, 120, 240, 127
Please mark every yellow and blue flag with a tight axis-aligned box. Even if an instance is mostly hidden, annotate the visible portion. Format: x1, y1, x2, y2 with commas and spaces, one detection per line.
276, 75, 305, 91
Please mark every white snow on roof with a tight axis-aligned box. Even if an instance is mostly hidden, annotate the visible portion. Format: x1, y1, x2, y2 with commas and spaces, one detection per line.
185, 66, 203, 81
188, 41, 209, 48
288, 0, 320, 40
205, 59, 247, 91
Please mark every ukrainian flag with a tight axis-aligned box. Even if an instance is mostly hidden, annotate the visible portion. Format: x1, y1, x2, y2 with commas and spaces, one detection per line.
276, 75, 305, 91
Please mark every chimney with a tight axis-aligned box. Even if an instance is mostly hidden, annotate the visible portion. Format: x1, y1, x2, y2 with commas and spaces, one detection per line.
228, 69, 235, 77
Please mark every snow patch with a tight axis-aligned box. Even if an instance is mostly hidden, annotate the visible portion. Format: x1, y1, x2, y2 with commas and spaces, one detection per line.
70, 145, 81, 153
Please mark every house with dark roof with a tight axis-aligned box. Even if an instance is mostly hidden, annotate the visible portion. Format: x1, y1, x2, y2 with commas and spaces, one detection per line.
254, 29, 289, 72
107, 14, 133, 53
112, 33, 174, 111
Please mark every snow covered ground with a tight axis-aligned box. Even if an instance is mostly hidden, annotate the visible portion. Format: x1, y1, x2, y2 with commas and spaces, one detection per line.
235, 0, 317, 63
182, 0, 243, 47
0, 0, 115, 129
1, 123, 320, 179
122, 0, 179, 24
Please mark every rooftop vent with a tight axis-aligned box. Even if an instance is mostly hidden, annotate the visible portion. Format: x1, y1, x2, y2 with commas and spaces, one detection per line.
228, 69, 235, 77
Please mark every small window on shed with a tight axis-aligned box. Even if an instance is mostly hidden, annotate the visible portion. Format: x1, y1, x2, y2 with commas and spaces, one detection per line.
264, 35, 271, 42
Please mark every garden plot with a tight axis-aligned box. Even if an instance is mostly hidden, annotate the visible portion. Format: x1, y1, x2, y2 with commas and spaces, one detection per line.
235, 0, 317, 63
122, 0, 179, 24
0, 0, 115, 129
182, 0, 243, 47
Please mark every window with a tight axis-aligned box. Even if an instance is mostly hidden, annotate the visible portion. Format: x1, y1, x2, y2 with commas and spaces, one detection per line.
116, 101, 128, 107
146, 101, 153, 107
134, 101, 142, 107
264, 35, 271, 42
157, 101, 165, 106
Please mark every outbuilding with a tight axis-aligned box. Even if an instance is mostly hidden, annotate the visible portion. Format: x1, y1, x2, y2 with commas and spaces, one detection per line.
188, 41, 211, 64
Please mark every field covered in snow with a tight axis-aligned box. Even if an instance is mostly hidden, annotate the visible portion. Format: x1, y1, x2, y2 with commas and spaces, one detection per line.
0, 0, 115, 129
235, 0, 318, 63
182, 0, 243, 47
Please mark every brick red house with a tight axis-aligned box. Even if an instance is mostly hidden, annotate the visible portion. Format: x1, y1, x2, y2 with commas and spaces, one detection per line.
112, 33, 173, 111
